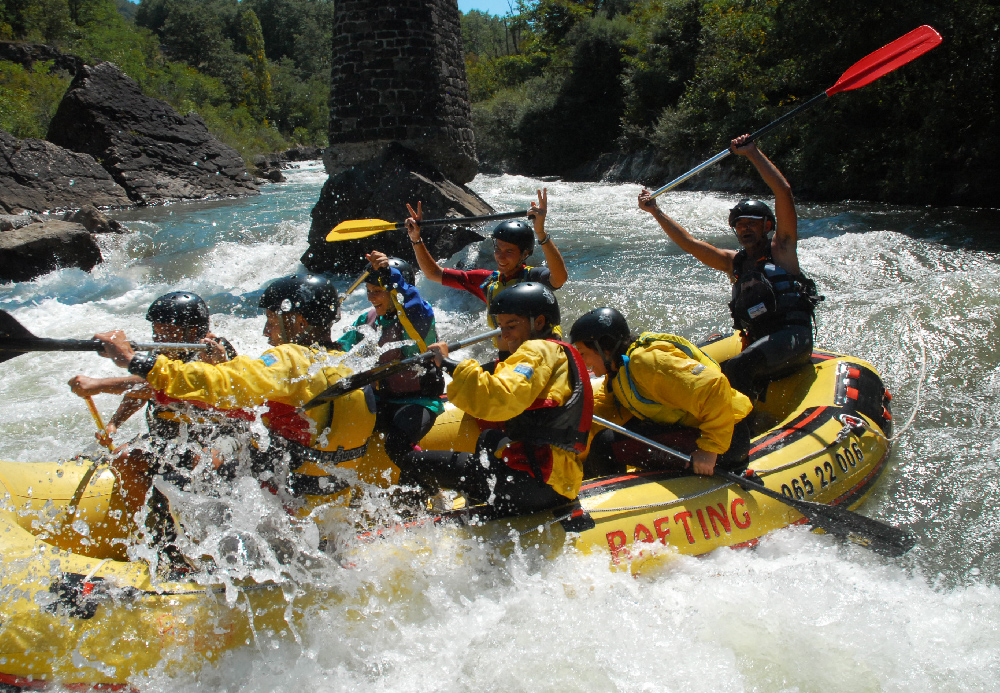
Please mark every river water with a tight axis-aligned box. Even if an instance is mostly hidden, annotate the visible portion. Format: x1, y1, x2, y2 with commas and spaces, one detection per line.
2, 162, 999, 690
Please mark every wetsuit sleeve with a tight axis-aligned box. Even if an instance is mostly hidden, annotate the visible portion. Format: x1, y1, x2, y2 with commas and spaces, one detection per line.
145, 347, 331, 410
387, 266, 436, 340
637, 349, 740, 454
525, 266, 553, 287
446, 344, 554, 421
334, 313, 368, 352
440, 268, 493, 303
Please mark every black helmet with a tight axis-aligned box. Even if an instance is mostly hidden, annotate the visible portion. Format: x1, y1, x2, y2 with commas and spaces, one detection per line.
728, 199, 776, 231
570, 308, 631, 372
570, 308, 630, 350
146, 291, 210, 338
386, 257, 416, 286
488, 282, 559, 331
491, 219, 535, 255
259, 273, 340, 328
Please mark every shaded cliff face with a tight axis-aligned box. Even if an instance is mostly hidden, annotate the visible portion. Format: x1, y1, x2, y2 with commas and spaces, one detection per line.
46, 62, 258, 205
325, 0, 477, 184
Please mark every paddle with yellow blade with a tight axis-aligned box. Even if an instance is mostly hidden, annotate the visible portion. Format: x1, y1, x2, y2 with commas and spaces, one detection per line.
326, 210, 529, 242
593, 415, 916, 557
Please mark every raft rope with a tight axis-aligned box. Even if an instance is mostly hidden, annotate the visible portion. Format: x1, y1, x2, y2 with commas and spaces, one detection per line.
83, 558, 111, 583
528, 416, 874, 525
551, 326, 929, 523
885, 322, 927, 443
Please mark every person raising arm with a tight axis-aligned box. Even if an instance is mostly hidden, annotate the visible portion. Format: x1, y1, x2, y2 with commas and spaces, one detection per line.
637, 135, 819, 397
405, 189, 568, 360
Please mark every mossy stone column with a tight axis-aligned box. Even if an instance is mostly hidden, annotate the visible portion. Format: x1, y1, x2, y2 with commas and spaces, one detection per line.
325, 0, 477, 184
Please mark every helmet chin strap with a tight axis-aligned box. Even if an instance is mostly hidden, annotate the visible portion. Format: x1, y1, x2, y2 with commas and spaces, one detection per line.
528, 316, 539, 340
587, 339, 615, 374
279, 313, 292, 345
528, 315, 551, 340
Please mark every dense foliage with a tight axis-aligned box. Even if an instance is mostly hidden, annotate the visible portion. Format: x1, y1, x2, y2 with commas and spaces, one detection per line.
0, 0, 333, 161
465, 0, 998, 206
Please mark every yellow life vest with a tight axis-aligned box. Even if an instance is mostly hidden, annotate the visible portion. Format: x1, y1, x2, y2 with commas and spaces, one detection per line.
610, 332, 726, 425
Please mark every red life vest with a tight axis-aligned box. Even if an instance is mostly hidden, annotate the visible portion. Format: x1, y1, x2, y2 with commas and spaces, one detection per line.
499, 340, 594, 482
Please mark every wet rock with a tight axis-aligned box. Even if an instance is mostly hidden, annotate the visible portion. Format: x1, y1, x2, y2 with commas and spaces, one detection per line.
0, 220, 102, 283
0, 214, 41, 232
303, 143, 490, 275
46, 62, 258, 205
62, 204, 127, 234
284, 146, 322, 161
0, 130, 131, 214
251, 153, 286, 183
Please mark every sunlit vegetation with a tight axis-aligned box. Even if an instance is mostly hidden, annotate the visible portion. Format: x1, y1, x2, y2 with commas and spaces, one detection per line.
0, 0, 333, 162
464, 0, 998, 205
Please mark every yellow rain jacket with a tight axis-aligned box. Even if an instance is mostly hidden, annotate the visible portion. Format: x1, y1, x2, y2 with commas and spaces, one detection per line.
605, 333, 753, 455
144, 344, 375, 460
447, 339, 588, 499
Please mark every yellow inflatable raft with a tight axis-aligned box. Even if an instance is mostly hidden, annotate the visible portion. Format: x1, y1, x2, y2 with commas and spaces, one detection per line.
409, 334, 895, 564
0, 335, 895, 688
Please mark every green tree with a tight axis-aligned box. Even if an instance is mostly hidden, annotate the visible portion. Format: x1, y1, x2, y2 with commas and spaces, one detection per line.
239, 8, 271, 122
620, 0, 701, 138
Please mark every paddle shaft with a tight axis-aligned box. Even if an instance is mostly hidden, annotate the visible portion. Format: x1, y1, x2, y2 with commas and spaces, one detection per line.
0, 338, 209, 353
84, 396, 114, 452
414, 210, 528, 230
592, 415, 914, 556
339, 269, 371, 305
68, 458, 104, 517
356, 327, 502, 372
650, 93, 828, 198
301, 328, 501, 408
649, 25, 941, 198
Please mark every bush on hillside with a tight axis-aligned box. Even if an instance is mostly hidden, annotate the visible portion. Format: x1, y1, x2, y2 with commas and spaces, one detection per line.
0, 60, 72, 138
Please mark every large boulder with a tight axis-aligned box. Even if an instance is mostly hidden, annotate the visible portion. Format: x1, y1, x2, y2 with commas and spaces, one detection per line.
284, 146, 323, 161
0, 130, 131, 213
303, 143, 491, 275
0, 220, 102, 283
46, 62, 258, 204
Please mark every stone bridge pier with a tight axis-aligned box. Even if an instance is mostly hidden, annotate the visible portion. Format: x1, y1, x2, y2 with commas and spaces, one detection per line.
304, 0, 489, 274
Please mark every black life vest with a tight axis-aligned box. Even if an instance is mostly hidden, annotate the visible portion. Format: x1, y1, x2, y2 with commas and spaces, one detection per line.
729, 247, 822, 342
504, 340, 593, 454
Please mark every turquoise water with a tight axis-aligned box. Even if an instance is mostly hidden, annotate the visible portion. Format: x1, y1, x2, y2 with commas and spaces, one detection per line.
2, 162, 1000, 690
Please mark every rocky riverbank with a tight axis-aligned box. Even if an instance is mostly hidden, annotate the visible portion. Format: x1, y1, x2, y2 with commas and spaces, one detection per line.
0, 44, 271, 282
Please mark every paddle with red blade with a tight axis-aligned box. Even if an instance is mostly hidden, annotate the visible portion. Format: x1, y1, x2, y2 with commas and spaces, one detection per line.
650, 25, 943, 198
